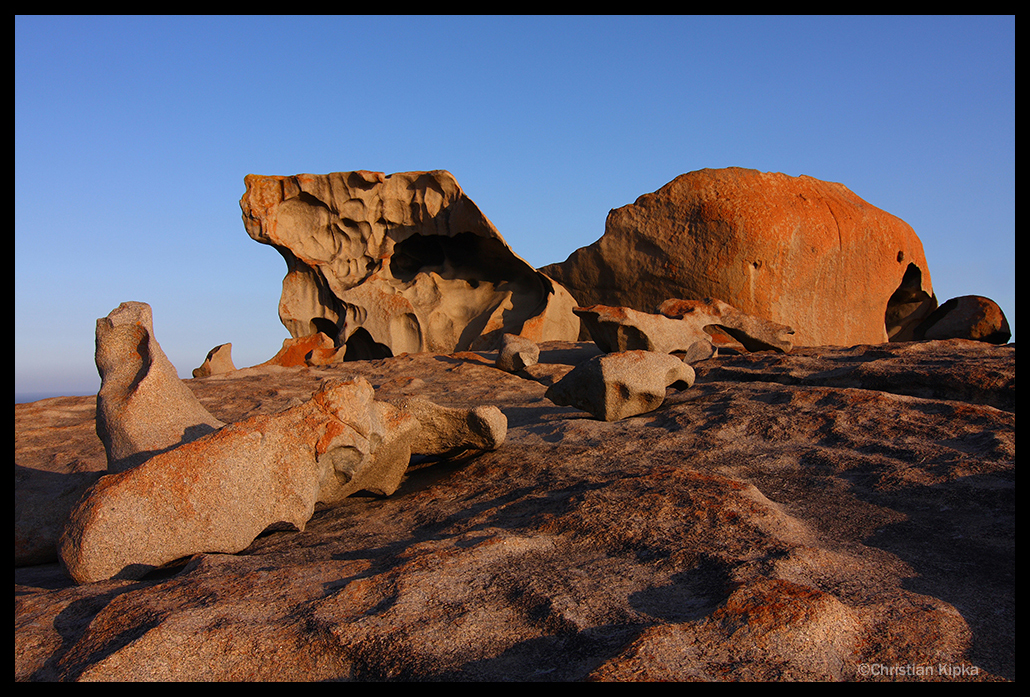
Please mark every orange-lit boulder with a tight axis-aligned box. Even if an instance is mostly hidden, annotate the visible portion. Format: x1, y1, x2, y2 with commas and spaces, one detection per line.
542, 168, 937, 346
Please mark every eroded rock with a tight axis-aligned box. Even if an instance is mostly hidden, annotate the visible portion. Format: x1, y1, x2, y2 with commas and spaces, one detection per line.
95, 302, 224, 473
542, 167, 937, 346
396, 397, 507, 456
495, 332, 540, 373
59, 377, 417, 583
16, 340, 1016, 681
575, 299, 794, 364
240, 170, 580, 359
192, 343, 236, 378
657, 297, 796, 353
544, 350, 696, 421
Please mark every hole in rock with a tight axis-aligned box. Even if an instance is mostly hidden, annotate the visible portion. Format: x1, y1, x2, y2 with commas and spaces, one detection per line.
388, 231, 532, 287
310, 317, 341, 345
343, 327, 394, 361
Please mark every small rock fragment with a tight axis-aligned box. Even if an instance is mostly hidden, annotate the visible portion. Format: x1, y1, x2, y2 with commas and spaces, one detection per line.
192, 343, 237, 378
545, 350, 695, 421
496, 333, 540, 373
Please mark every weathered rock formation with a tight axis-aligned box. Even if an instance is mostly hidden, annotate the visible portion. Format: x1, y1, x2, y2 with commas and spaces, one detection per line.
575, 298, 795, 363
657, 297, 796, 353
495, 332, 541, 373
15, 339, 1015, 681
914, 295, 1012, 344
240, 170, 581, 359
95, 302, 224, 473
59, 302, 511, 585
542, 168, 938, 346
544, 350, 696, 421
257, 333, 339, 368
394, 397, 507, 457
192, 343, 236, 378
59, 377, 420, 584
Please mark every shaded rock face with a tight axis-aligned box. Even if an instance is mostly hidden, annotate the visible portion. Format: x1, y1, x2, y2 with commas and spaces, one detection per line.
542, 168, 937, 346
914, 295, 1011, 344
240, 170, 580, 359
15, 339, 1014, 681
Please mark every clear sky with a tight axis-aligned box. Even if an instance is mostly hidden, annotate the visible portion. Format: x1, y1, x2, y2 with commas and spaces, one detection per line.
15, 15, 1015, 402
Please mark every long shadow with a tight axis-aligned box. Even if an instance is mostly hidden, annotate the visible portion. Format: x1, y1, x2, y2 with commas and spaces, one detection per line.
849, 472, 1015, 680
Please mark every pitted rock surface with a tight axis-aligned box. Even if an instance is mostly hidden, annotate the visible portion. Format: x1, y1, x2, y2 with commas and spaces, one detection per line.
240, 170, 580, 358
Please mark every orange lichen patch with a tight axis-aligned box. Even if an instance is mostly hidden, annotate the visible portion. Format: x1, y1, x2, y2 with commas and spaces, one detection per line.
258, 333, 335, 368
710, 579, 831, 632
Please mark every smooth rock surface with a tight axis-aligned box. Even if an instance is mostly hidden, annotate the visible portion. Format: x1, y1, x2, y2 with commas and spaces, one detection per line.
240, 170, 581, 358
542, 168, 938, 346
496, 332, 541, 373
15, 339, 1015, 681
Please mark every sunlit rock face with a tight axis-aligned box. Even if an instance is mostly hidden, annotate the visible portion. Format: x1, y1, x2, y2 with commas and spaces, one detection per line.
240, 170, 580, 359
542, 167, 938, 347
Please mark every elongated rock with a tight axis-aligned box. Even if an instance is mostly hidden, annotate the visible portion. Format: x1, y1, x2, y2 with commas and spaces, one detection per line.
396, 397, 507, 456
59, 378, 419, 584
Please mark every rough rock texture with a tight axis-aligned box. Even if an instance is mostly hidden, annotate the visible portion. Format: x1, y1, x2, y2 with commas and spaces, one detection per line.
545, 350, 697, 421
257, 333, 338, 368
240, 170, 580, 358
395, 397, 507, 457
576, 299, 794, 364
658, 297, 796, 353
58, 378, 422, 585
496, 332, 541, 373
16, 339, 1015, 681
192, 343, 236, 378
915, 295, 1012, 344
94, 302, 224, 473
542, 168, 937, 346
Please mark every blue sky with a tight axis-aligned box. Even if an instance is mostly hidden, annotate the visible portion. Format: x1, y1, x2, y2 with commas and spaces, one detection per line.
15, 15, 1015, 401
